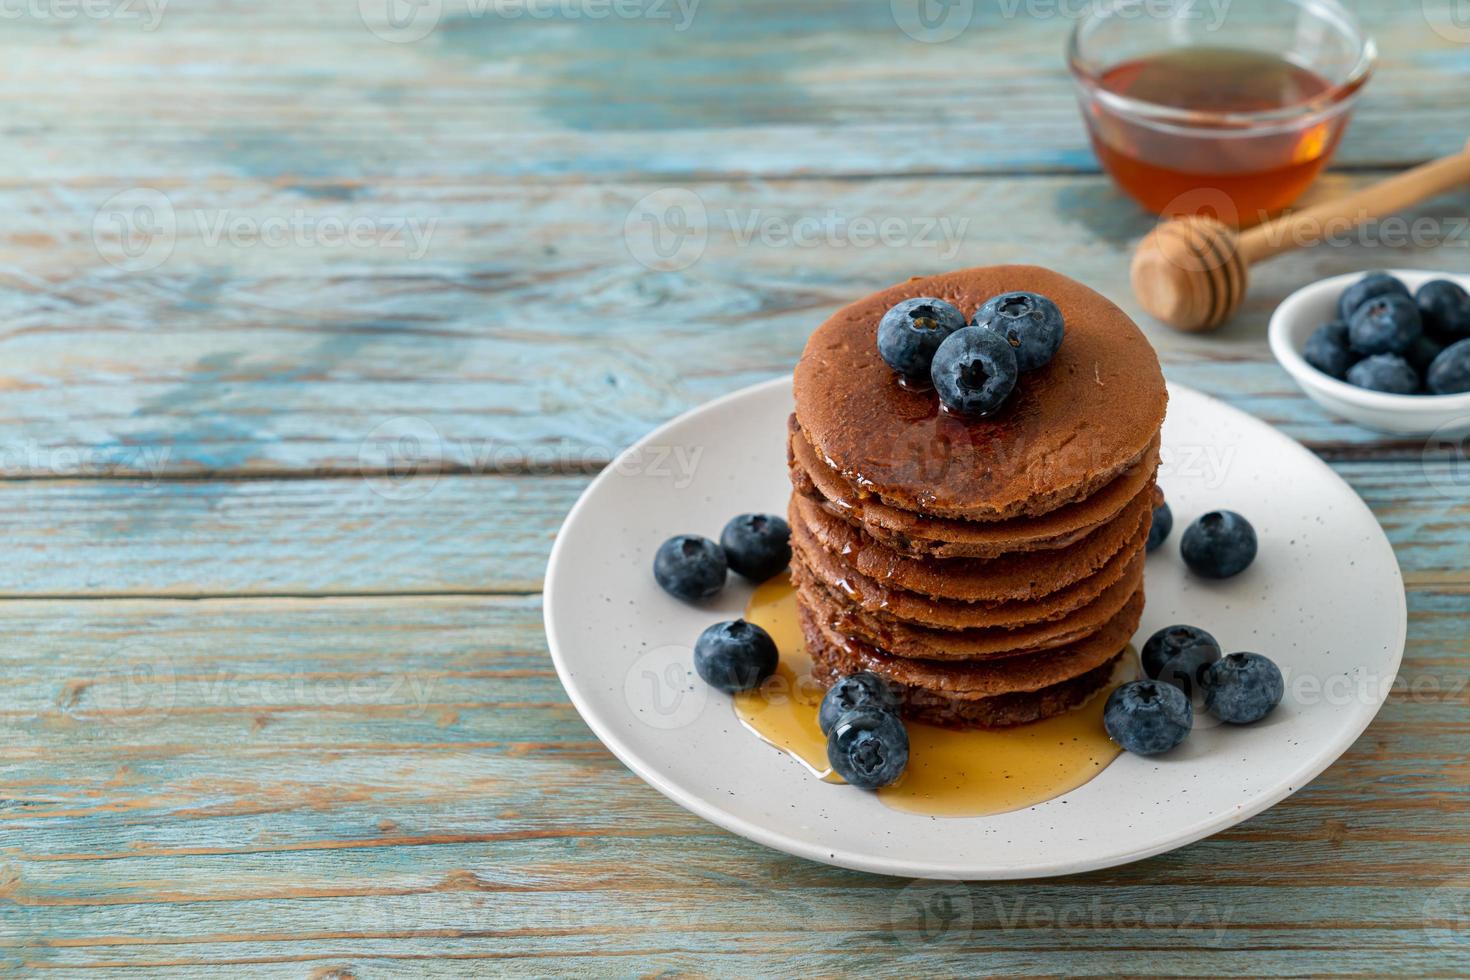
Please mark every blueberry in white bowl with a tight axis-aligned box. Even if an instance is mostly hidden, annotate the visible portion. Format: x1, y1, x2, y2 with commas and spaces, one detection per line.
1347, 292, 1421, 357
1426, 339, 1470, 395
1269, 270, 1470, 436
1415, 279, 1470, 341
1347, 354, 1419, 395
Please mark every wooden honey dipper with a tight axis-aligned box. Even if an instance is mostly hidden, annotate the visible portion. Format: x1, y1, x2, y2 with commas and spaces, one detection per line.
1131, 139, 1470, 332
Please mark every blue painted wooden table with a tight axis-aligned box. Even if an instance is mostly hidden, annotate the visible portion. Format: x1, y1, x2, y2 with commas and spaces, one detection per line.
0, 1, 1467, 974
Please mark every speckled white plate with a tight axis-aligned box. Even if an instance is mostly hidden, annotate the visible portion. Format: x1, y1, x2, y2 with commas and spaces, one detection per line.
544, 378, 1406, 879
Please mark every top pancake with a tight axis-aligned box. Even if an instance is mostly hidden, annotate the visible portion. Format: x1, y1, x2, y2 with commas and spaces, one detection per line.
793, 265, 1168, 520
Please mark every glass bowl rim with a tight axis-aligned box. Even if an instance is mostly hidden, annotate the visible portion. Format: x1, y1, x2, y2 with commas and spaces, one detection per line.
1066, 0, 1377, 130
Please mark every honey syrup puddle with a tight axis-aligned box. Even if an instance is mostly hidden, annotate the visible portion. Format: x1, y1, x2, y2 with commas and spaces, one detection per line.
734, 577, 1136, 817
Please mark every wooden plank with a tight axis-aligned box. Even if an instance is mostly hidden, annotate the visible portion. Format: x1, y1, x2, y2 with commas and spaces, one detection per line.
2, 173, 1467, 477
0, 1, 1460, 181
0, 590, 1464, 974
0, 459, 1458, 598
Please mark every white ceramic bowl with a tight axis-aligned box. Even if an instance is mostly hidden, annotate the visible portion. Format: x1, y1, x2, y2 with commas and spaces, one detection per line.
1268, 269, 1470, 437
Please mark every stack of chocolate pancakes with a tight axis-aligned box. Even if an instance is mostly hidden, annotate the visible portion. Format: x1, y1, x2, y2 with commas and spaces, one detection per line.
788, 265, 1168, 728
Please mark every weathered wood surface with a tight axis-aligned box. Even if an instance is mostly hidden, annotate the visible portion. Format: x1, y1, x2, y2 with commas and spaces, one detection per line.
0, 0, 1467, 975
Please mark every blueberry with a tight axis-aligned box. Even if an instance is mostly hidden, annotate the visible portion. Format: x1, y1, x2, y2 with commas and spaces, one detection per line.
693, 619, 778, 694
1347, 353, 1419, 395
1406, 332, 1446, 375
1180, 510, 1257, 579
653, 534, 727, 601
1302, 321, 1355, 380
972, 291, 1065, 372
1415, 279, 1470, 341
827, 706, 909, 789
1426, 338, 1470, 395
720, 513, 791, 581
818, 671, 900, 736
1147, 499, 1173, 553
929, 326, 1019, 417
1157, 643, 1221, 701
1103, 680, 1192, 756
1141, 624, 1220, 679
1338, 271, 1409, 323
1348, 293, 1421, 356
1203, 652, 1284, 724
877, 297, 967, 384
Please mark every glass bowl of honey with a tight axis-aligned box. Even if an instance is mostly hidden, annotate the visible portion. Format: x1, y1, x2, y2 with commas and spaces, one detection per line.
1068, 0, 1375, 227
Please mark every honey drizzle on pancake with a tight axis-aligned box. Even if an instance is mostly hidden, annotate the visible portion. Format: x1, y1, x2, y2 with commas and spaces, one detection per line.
735, 577, 1136, 817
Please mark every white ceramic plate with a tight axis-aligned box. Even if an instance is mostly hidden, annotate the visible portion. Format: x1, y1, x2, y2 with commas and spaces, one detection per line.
1269, 269, 1470, 436
544, 378, 1406, 879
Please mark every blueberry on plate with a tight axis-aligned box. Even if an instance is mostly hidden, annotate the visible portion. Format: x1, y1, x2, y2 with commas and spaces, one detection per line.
827, 706, 909, 789
653, 534, 727, 601
1338, 271, 1409, 323
877, 297, 967, 385
1147, 498, 1173, 553
1406, 332, 1446, 375
1203, 652, 1284, 724
720, 513, 791, 581
1180, 510, 1257, 579
929, 326, 1019, 417
1103, 680, 1192, 756
818, 671, 900, 736
1157, 643, 1222, 701
1426, 338, 1470, 395
1415, 279, 1470, 341
1347, 353, 1419, 395
693, 619, 778, 694
1141, 624, 1220, 679
1348, 293, 1421, 357
1302, 320, 1355, 380
972, 290, 1065, 372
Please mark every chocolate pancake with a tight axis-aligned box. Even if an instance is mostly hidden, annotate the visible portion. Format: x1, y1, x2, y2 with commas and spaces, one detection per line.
795, 547, 1144, 660
789, 482, 1152, 603
790, 417, 1160, 560
801, 586, 1142, 693
791, 504, 1149, 630
793, 265, 1168, 521
799, 601, 1132, 728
